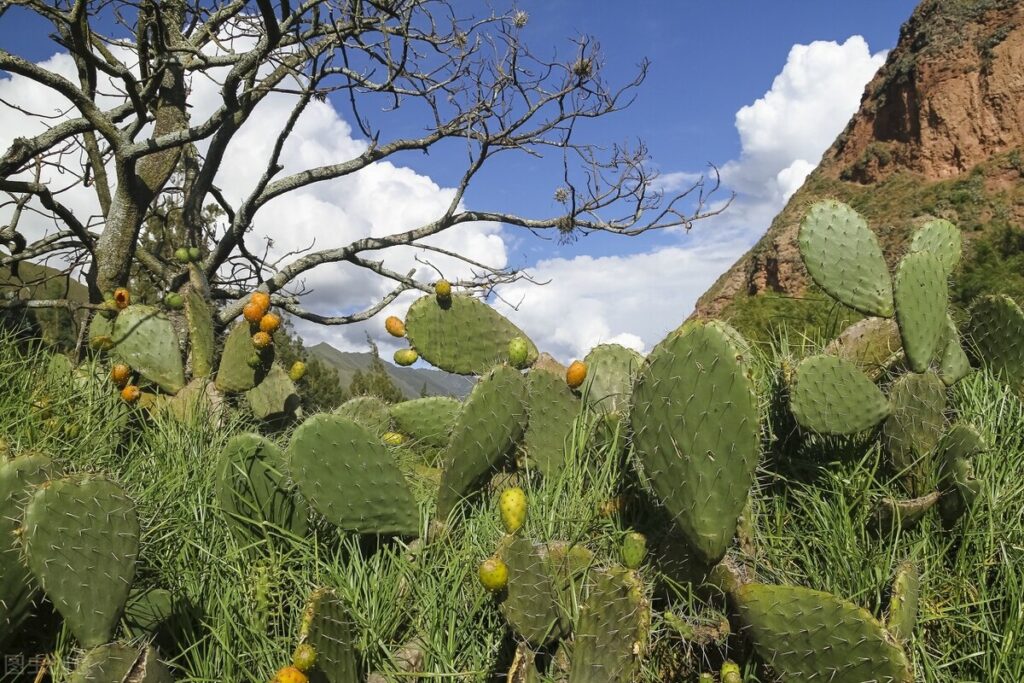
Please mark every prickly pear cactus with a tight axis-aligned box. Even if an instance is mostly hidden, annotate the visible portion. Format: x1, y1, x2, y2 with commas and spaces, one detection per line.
936, 424, 985, 527
389, 396, 461, 448
870, 492, 939, 534
111, 305, 187, 394
335, 395, 394, 436
299, 587, 359, 683
789, 355, 891, 435
893, 251, 947, 373
968, 294, 1024, 393
886, 561, 920, 644
23, 475, 139, 647
569, 567, 648, 683
404, 294, 538, 375
733, 582, 912, 682
937, 314, 972, 386
631, 320, 760, 564
883, 370, 947, 490
798, 200, 894, 317
582, 344, 643, 415
215, 321, 271, 393
499, 536, 567, 646
184, 289, 216, 378
523, 369, 580, 479
825, 317, 902, 375
909, 218, 961, 274
69, 643, 172, 683
289, 414, 420, 536
244, 364, 299, 421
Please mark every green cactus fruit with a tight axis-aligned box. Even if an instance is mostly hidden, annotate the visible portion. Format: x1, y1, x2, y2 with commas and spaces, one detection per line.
508, 336, 531, 369
69, 643, 173, 683
499, 487, 527, 533
394, 348, 419, 366
582, 343, 643, 415
936, 424, 985, 527
216, 321, 272, 393
523, 368, 580, 479
174, 247, 191, 263
720, 661, 742, 683
883, 370, 947, 491
478, 556, 509, 592
389, 396, 461, 448
621, 532, 647, 569
0, 452, 51, 643
436, 365, 528, 518
299, 588, 359, 683
631, 320, 760, 564
289, 414, 419, 536
698, 674, 714, 683
110, 305, 186, 394
799, 200, 894, 317
789, 355, 891, 435
499, 536, 566, 646
292, 643, 318, 672
824, 317, 902, 376
163, 292, 184, 309
123, 587, 175, 636
188, 246, 201, 262
886, 561, 920, 644
216, 433, 308, 540
245, 364, 300, 421
335, 395, 393, 436
184, 289, 215, 377
909, 218, 961, 274
88, 314, 115, 351
870, 492, 940, 535
23, 475, 139, 647
569, 567, 648, 683
936, 314, 971, 386
967, 294, 1024, 393
404, 294, 538, 375
893, 251, 947, 373
733, 582, 912, 682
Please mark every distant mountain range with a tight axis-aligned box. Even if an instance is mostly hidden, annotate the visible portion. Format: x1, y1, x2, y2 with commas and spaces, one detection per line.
307, 342, 474, 399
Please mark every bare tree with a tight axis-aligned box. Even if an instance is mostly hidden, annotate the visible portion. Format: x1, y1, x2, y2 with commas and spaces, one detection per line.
0, 0, 726, 332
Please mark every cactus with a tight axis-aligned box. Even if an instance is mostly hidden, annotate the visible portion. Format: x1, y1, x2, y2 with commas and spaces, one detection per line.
909, 218, 961, 274
123, 587, 176, 636
436, 366, 528, 518
789, 354, 891, 435
870, 492, 940, 534
582, 343, 643, 415
733, 582, 912, 682
967, 294, 1024, 393
523, 368, 580, 479
184, 289, 216, 377
569, 567, 647, 683
335, 396, 393, 436
936, 314, 972, 386
88, 314, 115, 351
288, 414, 419, 536
111, 305, 186, 394
245, 364, 300, 421
631, 320, 760, 564
936, 424, 985, 527
216, 321, 272, 393
893, 251, 947, 373
886, 561, 920, 644
298, 587, 359, 683
825, 316, 903, 376
216, 433, 309, 540
0, 452, 51, 643
23, 475, 139, 647
883, 370, 947, 490
404, 294, 538, 375
499, 536, 567, 646
389, 396, 461, 448
798, 200, 894, 317
69, 643, 172, 683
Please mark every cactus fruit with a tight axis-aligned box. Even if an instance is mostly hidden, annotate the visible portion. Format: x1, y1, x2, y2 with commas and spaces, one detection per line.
121, 384, 141, 402
289, 361, 307, 382
260, 313, 282, 333
798, 200, 894, 317
967, 294, 1024, 393
188, 246, 201, 262
389, 396, 460, 448
251, 291, 272, 312
23, 475, 140, 647
394, 348, 419, 366
111, 305, 187, 394
789, 355, 891, 435
113, 287, 131, 309
385, 315, 406, 337
69, 643, 172, 683
184, 289, 216, 377
883, 370, 947, 490
621, 532, 647, 569
583, 343, 643, 415
292, 643, 317, 672
289, 414, 419, 536
508, 336, 530, 369
245, 364, 300, 422
732, 582, 912, 682
523, 368, 580, 478
909, 218, 961, 274
252, 331, 273, 349
499, 487, 527, 533
163, 292, 184, 309
631, 320, 760, 564
720, 661, 742, 683
298, 587, 359, 683
893, 251, 948, 373
110, 363, 131, 387
174, 247, 191, 263
499, 537, 566, 645
569, 567, 648, 683
565, 360, 587, 389
217, 321, 272, 393
335, 396, 393, 436
434, 279, 452, 298
886, 561, 920, 644
88, 314, 115, 351
271, 667, 308, 683
478, 556, 509, 592
698, 674, 714, 683
383, 431, 406, 446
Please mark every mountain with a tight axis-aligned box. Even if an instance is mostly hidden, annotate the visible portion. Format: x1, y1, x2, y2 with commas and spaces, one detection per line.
307, 342, 475, 399
697, 0, 1024, 338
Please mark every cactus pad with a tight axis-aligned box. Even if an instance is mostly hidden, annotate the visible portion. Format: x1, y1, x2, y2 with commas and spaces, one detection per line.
499, 537, 566, 646
936, 424, 985, 527
825, 317, 902, 374
870, 493, 939, 534
798, 200, 894, 317
245, 364, 300, 421
968, 294, 1024, 393
111, 305, 186, 394
215, 321, 272, 393
790, 355, 891, 435
570, 567, 648, 683
583, 344, 643, 415
733, 582, 912, 682
893, 251, 947, 373
299, 588, 360, 683
23, 475, 139, 647
909, 218, 961, 274
184, 289, 215, 377
630, 320, 760, 564
937, 314, 972, 386
389, 396, 461, 448
335, 396, 394, 436
523, 369, 580, 479
289, 414, 419, 536
883, 370, 947, 490
404, 294, 538, 375
886, 561, 920, 644
69, 643, 172, 683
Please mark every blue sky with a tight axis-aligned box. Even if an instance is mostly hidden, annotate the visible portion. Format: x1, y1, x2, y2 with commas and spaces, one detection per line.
0, 2, 920, 360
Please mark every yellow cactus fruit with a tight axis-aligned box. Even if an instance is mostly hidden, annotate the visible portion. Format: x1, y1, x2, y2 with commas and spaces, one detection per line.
385, 316, 406, 337
270, 666, 308, 683
243, 301, 265, 323
478, 556, 509, 592
565, 360, 587, 389
250, 291, 272, 313
252, 331, 273, 349
110, 363, 132, 388
291, 644, 317, 672
113, 287, 131, 309
499, 487, 527, 534
120, 385, 141, 403
289, 361, 307, 382
259, 313, 282, 333
383, 432, 406, 446
434, 279, 452, 298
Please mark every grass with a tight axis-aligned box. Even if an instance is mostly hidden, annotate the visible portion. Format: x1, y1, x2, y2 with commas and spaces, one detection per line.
1, 326, 1023, 682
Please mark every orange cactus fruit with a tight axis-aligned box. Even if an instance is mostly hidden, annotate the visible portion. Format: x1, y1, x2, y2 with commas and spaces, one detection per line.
113, 287, 131, 309
259, 313, 282, 334
565, 360, 587, 389
250, 291, 272, 313
252, 331, 273, 349
110, 363, 132, 387
270, 666, 308, 683
120, 385, 141, 403
243, 301, 265, 323
385, 316, 406, 338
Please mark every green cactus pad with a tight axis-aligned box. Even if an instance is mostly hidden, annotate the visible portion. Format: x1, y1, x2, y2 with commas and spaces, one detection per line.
883, 370, 947, 490
215, 321, 272, 394
184, 289, 216, 377
289, 414, 419, 536
798, 200, 894, 317
893, 251, 947, 373
216, 433, 308, 540
69, 643, 172, 683
23, 475, 139, 647
870, 492, 939, 534
88, 314, 115, 351
245, 364, 300, 421
299, 587, 359, 683
936, 314, 971, 386
909, 218, 961, 274
404, 294, 538, 375
630, 320, 760, 564
583, 344, 643, 415
789, 355, 891, 435
389, 396, 461, 448
0, 452, 51, 643
499, 537, 566, 646
123, 587, 176, 636
936, 424, 985, 527
570, 567, 647, 683
967, 294, 1024, 393
733, 582, 912, 682
436, 366, 528, 518
825, 317, 902, 374
886, 561, 920, 644
111, 305, 186, 394
523, 369, 580, 479
335, 396, 394, 436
